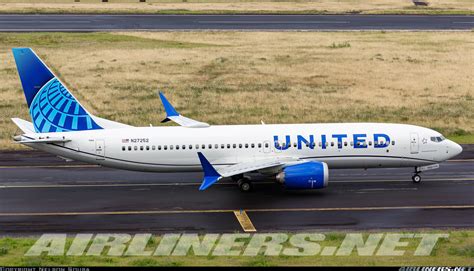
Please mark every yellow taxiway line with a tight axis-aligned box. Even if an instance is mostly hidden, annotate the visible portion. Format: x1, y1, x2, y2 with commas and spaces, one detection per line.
233, 210, 257, 232
0, 205, 472, 217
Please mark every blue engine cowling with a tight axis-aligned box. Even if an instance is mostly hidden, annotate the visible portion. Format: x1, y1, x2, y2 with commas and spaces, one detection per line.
276, 161, 329, 189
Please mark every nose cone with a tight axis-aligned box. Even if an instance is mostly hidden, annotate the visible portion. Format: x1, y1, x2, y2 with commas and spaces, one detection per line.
448, 140, 463, 158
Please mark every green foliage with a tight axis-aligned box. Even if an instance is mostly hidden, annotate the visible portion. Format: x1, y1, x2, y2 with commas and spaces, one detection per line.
329, 41, 351, 49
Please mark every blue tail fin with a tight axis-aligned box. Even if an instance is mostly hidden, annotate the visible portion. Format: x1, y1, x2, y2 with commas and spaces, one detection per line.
12, 48, 102, 133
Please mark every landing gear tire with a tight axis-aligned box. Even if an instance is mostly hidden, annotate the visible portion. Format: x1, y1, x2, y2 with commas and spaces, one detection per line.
232, 174, 244, 182
412, 174, 421, 184
238, 177, 253, 192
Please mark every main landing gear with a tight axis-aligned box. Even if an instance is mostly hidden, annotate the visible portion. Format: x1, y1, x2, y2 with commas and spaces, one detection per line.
232, 174, 253, 192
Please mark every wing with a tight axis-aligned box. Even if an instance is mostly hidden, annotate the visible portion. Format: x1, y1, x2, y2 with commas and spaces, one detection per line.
197, 152, 301, 190
159, 92, 210, 128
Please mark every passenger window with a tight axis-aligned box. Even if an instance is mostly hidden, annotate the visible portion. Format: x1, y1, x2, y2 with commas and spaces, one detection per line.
258, 143, 262, 148
158, 145, 162, 150
251, 143, 255, 148
122, 146, 126, 151
239, 144, 243, 148
265, 142, 269, 148
330, 142, 334, 147
221, 144, 225, 149
233, 144, 237, 148
128, 146, 132, 151
392, 141, 395, 145
152, 146, 156, 150
368, 141, 372, 146
189, 145, 193, 150
140, 146, 144, 151
318, 142, 322, 147
215, 144, 219, 149
209, 144, 212, 149
134, 146, 138, 151
182, 145, 186, 150
146, 146, 150, 150
310, 142, 316, 148
176, 145, 179, 150
294, 142, 297, 148
164, 145, 168, 150
202, 144, 205, 149
245, 143, 249, 148
196, 144, 199, 149
344, 142, 347, 147
170, 145, 174, 150
350, 141, 354, 146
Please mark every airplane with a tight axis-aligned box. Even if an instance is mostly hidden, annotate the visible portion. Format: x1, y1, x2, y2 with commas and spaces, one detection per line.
10, 48, 463, 192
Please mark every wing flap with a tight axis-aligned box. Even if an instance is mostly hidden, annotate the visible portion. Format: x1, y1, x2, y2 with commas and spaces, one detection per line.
218, 159, 285, 177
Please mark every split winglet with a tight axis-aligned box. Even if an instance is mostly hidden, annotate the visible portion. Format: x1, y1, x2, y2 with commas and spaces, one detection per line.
158, 92, 210, 128
159, 92, 179, 118
197, 152, 222, 191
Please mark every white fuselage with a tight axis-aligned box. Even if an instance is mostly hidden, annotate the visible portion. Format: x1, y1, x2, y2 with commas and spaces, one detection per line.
22, 123, 462, 173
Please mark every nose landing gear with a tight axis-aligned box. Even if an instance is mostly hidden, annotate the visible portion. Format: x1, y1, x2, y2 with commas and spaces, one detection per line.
412, 174, 422, 184
411, 164, 439, 184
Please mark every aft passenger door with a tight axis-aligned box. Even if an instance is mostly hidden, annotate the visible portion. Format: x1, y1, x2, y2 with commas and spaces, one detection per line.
410, 133, 419, 154
95, 139, 105, 160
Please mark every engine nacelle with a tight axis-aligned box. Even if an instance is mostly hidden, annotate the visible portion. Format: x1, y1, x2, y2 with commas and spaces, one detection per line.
276, 161, 329, 189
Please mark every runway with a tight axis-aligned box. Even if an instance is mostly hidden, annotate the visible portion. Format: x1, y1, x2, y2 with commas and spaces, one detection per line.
0, 15, 473, 31
0, 151, 472, 234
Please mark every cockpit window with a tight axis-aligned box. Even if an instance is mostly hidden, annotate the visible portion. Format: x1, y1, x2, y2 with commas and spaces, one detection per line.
430, 136, 445, 143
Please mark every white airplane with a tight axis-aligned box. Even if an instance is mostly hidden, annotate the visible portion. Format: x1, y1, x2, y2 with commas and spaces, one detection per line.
11, 48, 463, 192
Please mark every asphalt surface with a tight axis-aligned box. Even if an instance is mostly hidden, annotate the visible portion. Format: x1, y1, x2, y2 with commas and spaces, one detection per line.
0, 15, 473, 31
0, 151, 472, 234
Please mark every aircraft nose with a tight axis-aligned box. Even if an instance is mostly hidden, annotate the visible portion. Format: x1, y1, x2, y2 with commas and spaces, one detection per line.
454, 142, 463, 156
449, 140, 463, 158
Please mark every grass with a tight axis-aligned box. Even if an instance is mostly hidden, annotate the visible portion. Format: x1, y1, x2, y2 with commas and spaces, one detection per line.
0, 230, 472, 266
0, 0, 472, 15
0, 31, 473, 150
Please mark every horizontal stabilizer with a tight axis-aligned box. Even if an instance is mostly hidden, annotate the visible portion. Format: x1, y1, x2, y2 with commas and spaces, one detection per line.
159, 92, 210, 128
14, 136, 71, 144
11, 118, 35, 133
